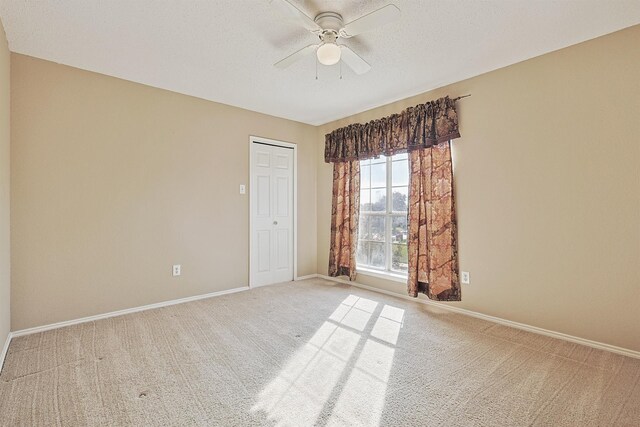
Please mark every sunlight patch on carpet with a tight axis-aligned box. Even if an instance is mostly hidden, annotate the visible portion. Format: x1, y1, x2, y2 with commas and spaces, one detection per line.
251, 295, 405, 425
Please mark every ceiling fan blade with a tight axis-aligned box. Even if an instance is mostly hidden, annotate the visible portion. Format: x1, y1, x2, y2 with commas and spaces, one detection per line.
274, 44, 319, 69
340, 46, 371, 75
270, 0, 322, 33
340, 4, 401, 38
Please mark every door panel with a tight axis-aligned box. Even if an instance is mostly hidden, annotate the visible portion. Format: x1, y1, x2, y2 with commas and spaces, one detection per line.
257, 175, 271, 217
256, 151, 270, 167
276, 229, 289, 269
257, 230, 271, 272
251, 141, 294, 287
275, 154, 289, 169
276, 176, 289, 217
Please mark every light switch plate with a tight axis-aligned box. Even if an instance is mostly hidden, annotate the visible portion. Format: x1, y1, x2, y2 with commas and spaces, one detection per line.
239, 184, 246, 194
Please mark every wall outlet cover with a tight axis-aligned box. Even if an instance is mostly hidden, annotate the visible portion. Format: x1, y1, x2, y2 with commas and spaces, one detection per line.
461, 271, 470, 284
172, 264, 181, 277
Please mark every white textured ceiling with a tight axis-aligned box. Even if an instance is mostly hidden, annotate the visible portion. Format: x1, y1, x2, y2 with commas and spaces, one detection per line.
1, 1, 639, 125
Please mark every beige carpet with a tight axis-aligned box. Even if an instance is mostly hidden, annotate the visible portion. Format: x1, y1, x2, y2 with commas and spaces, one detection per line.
1, 278, 638, 426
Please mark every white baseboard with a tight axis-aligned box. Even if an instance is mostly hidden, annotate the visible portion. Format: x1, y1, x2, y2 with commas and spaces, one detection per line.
316, 274, 640, 360
294, 274, 319, 281
6, 275, 638, 364
10, 277, 319, 340
0, 332, 12, 373
11, 286, 250, 339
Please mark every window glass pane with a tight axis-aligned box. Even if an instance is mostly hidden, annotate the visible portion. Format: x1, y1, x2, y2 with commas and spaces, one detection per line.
391, 244, 408, 273
369, 216, 385, 241
392, 187, 408, 212
358, 215, 370, 240
360, 164, 371, 189
357, 241, 369, 266
360, 189, 371, 212
391, 216, 407, 244
357, 153, 410, 276
371, 163, 386, 188
371, 189, 386, 212
370, 242, 385, 268
392, 160, 408, 186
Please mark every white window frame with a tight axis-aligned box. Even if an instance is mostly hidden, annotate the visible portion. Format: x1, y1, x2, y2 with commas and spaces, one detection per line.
356, 154, 408, 281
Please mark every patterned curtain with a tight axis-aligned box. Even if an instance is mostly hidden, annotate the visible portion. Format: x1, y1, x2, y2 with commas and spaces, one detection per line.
325, 94, 462, 299
407, 142, 460, 300
324, 96, 460, 163
328, 160, 360, 280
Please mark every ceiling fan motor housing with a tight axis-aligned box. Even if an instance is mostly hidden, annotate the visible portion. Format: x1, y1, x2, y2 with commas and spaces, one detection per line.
272, 0, 392, 75
315, 11, 343, 42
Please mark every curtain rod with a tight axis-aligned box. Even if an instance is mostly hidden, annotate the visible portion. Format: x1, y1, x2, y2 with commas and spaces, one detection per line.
453, 94, 471, 101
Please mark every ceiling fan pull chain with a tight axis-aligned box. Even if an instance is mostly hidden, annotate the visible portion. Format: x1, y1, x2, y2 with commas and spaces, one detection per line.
315, 55, 318, 80
340, 60, 343, 80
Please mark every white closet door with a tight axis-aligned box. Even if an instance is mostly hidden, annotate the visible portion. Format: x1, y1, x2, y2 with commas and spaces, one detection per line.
251, 141, 294, 287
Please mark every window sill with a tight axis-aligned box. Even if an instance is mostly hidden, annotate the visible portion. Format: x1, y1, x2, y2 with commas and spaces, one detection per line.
356, 268, 407, 284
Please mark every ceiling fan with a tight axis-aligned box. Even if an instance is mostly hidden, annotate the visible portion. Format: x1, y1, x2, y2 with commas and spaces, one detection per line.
271, 0, 401, 75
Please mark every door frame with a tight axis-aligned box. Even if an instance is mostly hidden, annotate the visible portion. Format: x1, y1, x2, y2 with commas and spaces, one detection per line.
248, 136, 298, 288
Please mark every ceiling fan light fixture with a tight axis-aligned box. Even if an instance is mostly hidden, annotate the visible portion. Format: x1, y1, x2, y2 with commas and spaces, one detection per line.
316, 42, 341, 65
271, 0, 398, 74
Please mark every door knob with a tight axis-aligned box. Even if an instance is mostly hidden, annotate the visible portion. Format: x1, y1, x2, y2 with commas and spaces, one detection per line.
273, 221, 278, 225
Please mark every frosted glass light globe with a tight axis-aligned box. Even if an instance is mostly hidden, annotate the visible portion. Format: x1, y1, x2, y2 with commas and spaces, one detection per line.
317, 43, 341, 66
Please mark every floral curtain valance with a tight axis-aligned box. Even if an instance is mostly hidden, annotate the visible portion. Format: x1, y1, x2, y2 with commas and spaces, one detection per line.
324, 96, 461, 163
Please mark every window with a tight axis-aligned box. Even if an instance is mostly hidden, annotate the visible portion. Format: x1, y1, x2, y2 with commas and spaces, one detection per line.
357, 154, 409, 276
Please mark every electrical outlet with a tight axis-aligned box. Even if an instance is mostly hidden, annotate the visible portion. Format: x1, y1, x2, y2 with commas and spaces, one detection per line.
461, 271, 470, 284
239, 184, 246, 194
172, 264, 181, 277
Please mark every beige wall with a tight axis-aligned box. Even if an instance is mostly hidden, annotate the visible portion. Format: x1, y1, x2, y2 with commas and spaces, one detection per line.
0, 20, 9, 348
10, 54, 317, 330
8, 25, 640, 352
317, 25, 640, 352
